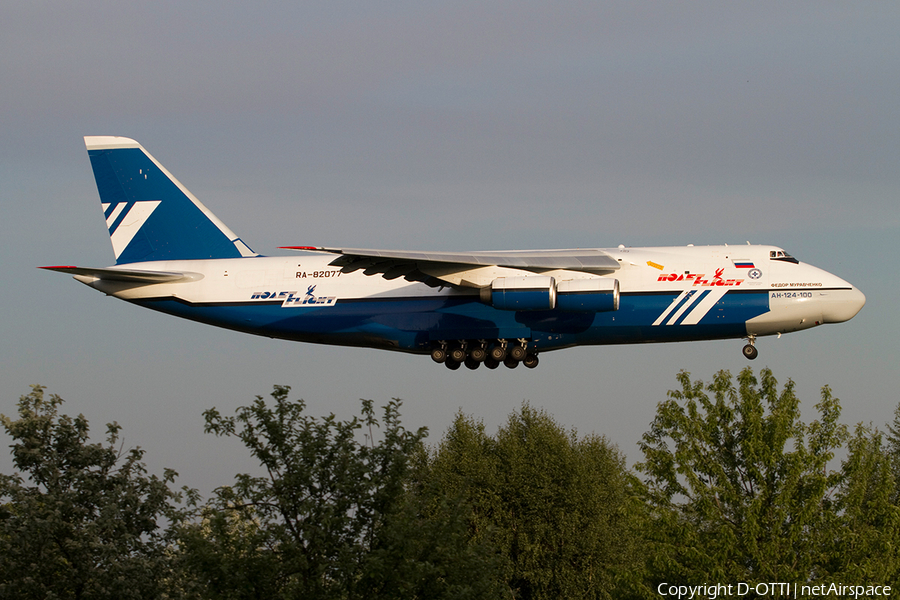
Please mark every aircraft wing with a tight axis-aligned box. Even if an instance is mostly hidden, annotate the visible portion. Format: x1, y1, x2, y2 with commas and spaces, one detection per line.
39, 265, 202, 283
280, 246, 620, 288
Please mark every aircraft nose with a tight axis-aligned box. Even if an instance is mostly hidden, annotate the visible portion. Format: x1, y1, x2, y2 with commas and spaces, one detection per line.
821, 286, 866, 324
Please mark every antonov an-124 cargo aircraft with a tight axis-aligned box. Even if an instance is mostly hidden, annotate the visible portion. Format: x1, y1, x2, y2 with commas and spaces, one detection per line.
42, 137, 865, 370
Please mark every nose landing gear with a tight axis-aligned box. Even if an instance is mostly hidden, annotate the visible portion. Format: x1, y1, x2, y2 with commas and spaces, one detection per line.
742, 336, 758, 360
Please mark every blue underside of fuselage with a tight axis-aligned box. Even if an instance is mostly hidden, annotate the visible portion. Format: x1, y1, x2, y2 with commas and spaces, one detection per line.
133, 290, 770, 354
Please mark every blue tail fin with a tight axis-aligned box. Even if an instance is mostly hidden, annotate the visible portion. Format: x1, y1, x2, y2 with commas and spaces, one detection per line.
85, 136, 257, 264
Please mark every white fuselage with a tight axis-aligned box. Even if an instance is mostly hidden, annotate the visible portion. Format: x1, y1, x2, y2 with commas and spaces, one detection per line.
75, 244, 864, 357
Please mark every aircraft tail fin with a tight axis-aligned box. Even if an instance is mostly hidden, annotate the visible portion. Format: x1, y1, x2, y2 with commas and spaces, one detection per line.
84, 136, 257, 264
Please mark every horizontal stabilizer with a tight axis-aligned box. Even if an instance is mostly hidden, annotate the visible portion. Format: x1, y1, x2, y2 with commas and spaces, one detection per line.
39, 265, 201, 283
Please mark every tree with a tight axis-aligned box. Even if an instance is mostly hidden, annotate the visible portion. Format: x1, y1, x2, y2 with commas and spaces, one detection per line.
177, 385, 499, 599
827, 423, 900, 580
636, 367, 900, 587
886, 402, 900, 504
0, 386, 187, 600
423, 404, 645, 600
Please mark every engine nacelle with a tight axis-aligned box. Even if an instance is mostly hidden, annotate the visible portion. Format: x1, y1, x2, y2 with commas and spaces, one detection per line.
556, 278, 619, 312
489, 276, 557, 311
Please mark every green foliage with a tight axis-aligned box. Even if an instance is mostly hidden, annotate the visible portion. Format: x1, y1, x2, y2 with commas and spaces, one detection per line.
636, 367, 900, 586
0, 385, 186, 599
177, 385, 498, 599
424, 403, 644, 600
355, 460, 504, 600
828, 423, 900, 580
8, 373, 898, 598
886, 403, 900, 504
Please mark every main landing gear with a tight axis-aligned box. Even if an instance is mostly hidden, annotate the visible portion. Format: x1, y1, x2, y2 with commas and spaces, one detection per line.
431, 339, 539, 371
742, 336, 758, 360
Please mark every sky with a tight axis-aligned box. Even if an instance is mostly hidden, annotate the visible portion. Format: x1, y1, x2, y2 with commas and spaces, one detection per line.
2, 1, 899, 496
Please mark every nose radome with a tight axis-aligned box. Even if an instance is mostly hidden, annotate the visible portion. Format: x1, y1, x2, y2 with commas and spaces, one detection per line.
821, 286, 866, 324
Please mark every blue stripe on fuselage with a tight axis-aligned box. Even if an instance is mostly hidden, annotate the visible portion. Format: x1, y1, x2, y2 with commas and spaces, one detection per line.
132, 289, 770, 353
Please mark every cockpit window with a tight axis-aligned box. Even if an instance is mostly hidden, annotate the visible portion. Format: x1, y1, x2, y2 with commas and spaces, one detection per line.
769, 250, 799, 264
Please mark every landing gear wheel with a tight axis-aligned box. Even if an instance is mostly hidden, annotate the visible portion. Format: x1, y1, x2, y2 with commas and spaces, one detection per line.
490, 345, 507, 362
523, 353, 539, 369
503, 356, 519, 369
469, 346, 487, 362
742, 344, 758, 360
464, 357, 481, 370
449, 346, 467, 363
445, 359, 461, 370
430, 347, 447, 363
483, 357, 500, 369
509, 345, 527, 361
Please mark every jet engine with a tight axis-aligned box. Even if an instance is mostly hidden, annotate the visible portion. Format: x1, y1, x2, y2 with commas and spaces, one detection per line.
487, 276, 557, 310
481, 276, 620, 312
556, 278, 619, 312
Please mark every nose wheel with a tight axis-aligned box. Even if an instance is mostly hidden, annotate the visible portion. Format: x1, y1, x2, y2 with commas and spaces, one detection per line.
742, 337, 758, 360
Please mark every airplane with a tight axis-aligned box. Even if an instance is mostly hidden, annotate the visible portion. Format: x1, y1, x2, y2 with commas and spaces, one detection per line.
42, 136, 866, 370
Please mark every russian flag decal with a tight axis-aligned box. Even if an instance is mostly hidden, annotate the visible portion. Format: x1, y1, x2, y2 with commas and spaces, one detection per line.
733, 260, 755, 269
